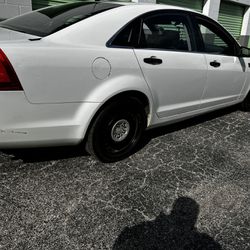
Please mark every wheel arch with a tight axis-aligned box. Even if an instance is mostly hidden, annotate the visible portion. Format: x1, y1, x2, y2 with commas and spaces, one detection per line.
101, 90, 151, 115
83, 90, 152, 143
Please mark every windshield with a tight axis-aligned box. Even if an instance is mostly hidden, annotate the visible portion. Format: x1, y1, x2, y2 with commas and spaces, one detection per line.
0, 2, 121, 37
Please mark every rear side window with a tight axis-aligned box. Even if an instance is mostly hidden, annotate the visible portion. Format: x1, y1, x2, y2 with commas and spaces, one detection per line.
111, 22, 136, 47
139, 14, 192, 52
0, 2, 121, 37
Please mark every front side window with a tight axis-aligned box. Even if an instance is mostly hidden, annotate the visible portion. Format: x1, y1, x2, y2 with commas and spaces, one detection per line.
139, 14, 192, 52
196, 17, 235, 55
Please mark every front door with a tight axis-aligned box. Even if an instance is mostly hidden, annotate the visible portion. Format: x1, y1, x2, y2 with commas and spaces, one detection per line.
194, 16, 246, 108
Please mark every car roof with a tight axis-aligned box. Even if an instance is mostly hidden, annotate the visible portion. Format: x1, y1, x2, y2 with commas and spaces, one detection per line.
105, 1, 198, 13
44, 2, 202, 46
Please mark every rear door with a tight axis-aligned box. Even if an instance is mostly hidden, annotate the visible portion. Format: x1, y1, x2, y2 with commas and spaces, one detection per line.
193, 15, 246, 108
133, 11, 207, 118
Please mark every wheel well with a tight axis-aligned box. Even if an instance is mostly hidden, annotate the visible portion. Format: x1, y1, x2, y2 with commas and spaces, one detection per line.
84, 91, 150, 142
103, 91, 150, 116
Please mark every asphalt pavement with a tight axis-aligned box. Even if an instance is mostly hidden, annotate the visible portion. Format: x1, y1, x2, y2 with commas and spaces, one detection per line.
0, 106, 249, 249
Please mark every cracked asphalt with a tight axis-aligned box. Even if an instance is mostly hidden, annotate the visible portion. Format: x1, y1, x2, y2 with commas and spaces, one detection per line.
0, 106, 249, 249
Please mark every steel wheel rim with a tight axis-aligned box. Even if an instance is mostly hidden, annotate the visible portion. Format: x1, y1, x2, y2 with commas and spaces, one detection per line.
110, 119, 130, 142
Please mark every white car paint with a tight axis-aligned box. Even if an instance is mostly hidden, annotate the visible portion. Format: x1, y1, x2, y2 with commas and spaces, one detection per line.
201, 55, 247, 107
134, 50, 208, 118
45, 4, 184, 47
0, 2, 249, 152
0, 27, 39, 41
3, 44, 151, 104
0, 92, 100, 147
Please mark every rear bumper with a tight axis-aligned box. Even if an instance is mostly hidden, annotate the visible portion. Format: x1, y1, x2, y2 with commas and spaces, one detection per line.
0, 126, 82, 148
0, 92, 100, 148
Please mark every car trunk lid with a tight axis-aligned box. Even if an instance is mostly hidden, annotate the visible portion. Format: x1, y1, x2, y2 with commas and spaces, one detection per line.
0, 27, 40, 42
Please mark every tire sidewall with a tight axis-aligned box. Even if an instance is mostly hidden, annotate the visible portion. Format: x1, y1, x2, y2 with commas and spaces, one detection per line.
241, 91, 250, 111
88, 98, 146, 162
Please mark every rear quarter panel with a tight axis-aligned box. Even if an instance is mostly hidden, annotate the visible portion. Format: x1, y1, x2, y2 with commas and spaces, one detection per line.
2, 42, 152, 104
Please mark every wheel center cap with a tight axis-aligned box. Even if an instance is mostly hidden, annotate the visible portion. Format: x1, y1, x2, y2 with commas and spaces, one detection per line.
111, 119, 130, 142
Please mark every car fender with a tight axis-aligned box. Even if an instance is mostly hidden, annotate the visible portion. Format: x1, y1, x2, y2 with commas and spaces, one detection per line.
78, 74, 156, 133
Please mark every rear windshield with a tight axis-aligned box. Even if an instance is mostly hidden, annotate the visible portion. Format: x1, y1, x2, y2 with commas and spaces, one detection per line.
0, 2, 121, 37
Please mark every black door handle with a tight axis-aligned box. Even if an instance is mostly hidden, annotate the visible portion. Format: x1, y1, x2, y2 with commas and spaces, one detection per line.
210, 60, 221, 68
144, 56, 163, 65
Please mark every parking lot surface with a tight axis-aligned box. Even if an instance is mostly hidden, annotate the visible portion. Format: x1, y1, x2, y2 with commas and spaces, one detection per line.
0, 107, 249, 249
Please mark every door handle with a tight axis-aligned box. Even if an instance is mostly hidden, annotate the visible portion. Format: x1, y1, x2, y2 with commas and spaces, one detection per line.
210, 60, 221, 68
144, 56, 163, 65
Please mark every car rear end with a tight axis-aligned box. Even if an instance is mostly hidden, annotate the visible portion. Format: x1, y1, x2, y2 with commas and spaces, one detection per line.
0, 2, 124, 148
0, 43, 101, 148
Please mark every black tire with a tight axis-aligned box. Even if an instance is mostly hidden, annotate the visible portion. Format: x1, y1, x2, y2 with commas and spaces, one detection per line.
241, 91, 250, 112
86, 97, 147, 162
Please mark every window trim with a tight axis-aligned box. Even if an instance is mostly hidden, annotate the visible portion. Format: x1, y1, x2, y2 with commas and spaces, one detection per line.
107, 10, 198, 52
106, 16, 141, 49
107, 9, 241, 57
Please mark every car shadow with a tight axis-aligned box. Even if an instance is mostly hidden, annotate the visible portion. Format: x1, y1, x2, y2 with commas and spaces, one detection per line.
138, 105, 239, 150
2, 145, 88, 163
1, 105, 239, 163
113, 197, 222, 250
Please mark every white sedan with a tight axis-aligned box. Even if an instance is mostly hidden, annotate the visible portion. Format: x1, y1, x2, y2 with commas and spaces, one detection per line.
0, 2, 250, 162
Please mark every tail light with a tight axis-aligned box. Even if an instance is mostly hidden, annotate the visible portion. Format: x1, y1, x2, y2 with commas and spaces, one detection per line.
0, 49, 23, 91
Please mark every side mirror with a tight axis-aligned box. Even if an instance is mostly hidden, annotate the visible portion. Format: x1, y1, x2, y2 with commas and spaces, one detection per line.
239, 46, 250, 57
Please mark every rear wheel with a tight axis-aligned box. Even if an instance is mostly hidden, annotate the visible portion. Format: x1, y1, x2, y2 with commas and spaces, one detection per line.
241, 91, 250, 111
86, 97, 147, 162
